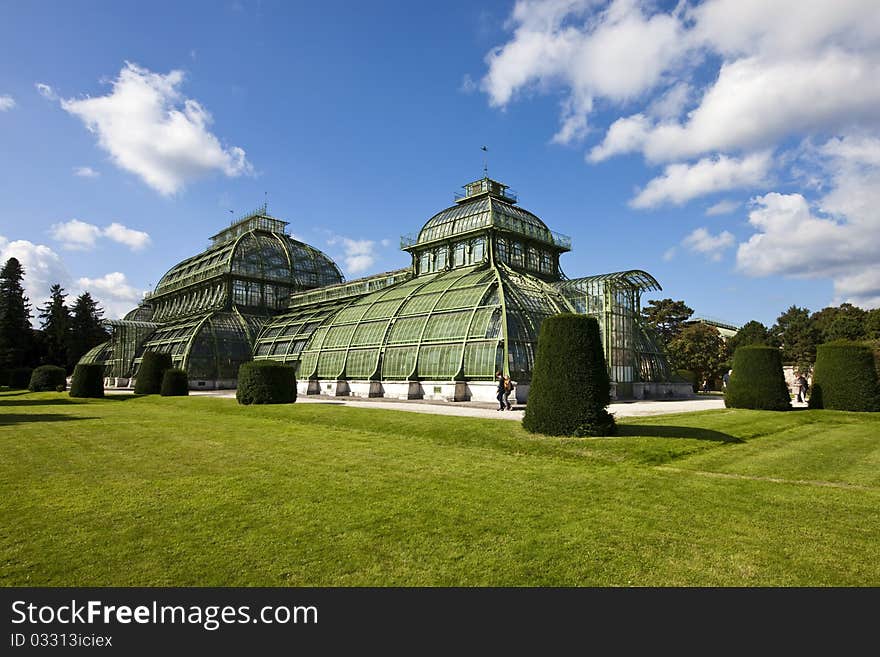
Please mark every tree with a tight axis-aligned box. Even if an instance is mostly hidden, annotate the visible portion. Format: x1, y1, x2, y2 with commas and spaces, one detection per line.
667, 323, 728, 390
727, 320, 772, 354
812, 303, 868, 342
38, 284, 72, 369
0, 257, 34, 369
68, 292, 109, 370
522, 314, 615, 436
641, 298, 694, 345
867, 308, 880, 341
771, 305, 820, 369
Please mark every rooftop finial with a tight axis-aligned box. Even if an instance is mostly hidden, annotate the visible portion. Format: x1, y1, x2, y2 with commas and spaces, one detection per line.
481, 145, 489, 178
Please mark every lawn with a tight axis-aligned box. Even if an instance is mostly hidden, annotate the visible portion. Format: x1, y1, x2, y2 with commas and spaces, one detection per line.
1, 390, 879, 586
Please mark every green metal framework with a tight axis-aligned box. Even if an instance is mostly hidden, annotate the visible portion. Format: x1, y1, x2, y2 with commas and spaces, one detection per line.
86, 207, 344, 382
555, 270, 670, 396
256, 260, 574, 382
254, 178, 677, 390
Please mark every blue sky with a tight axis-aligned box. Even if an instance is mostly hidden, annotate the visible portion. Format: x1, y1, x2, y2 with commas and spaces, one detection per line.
1, 0, 878, 325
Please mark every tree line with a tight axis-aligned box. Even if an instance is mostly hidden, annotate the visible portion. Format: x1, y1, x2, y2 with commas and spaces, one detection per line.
641, 298, 880, 389
0, 257, 109, 377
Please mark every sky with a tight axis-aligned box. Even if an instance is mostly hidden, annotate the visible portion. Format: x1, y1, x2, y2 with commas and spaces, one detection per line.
1, 0, 879, 326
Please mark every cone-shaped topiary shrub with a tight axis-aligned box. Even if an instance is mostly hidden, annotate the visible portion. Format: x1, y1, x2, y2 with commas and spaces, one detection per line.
810, 342, 880, 412
724, 346, 790, 410
236, 361, 297, 405
134, 352, 173, 394
160, 368, 190, 397
522, 313, 615, 436
69, 364, 104, 398
8, 367, 33, 389
28, 365, 67, 392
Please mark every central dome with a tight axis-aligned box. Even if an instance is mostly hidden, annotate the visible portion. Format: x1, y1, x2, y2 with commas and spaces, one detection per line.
415, 177, 557, 248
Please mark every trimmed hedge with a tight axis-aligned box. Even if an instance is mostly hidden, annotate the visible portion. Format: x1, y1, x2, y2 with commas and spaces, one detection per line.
160, 368, 190, 397
236, 361, 297, 405
28, 365, 67, 392
810, 342, 880, 412
724, 346, 790, 411
69, 364, 105, 398
8, 367, 33, 389
134, 352, 173, 395
522, 314, 615, 436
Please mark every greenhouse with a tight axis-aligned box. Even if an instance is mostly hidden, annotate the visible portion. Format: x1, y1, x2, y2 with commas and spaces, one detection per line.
80, 206, 343, 387
254, 177, 689, 401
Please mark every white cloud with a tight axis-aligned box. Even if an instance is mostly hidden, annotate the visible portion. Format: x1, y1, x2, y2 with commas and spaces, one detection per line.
0, 236, 69, 313
328, 236, 378, 275
0, 95, 15, 111
681, 227, 735, 262
483, 0, 687, 144
35, 83, 57, 100
705, 199, 740, 216
76, 272, 144, 319
630, 152, 771, 208
662, 246, 677, 261
73, 166, 100, 178
50, 219, 151, 251
459, 74, 477, 94
103, 222, 151, 250
485, 0, 880, 163
635, 51, 880, 162
57, 62, 252, 196
50, 219, 103, 250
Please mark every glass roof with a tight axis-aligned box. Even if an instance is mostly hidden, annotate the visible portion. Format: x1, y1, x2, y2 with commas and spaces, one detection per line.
152, 229, 342, 297
414, 195, 570, 251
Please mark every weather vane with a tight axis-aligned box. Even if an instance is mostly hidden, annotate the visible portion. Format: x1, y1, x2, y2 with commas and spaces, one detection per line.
481, 145, 489, 177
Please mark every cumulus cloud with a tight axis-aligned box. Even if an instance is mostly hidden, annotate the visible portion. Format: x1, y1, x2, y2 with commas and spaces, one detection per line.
483, 0, 687, 144
50, 219, 151, 251
705, 199, 740, 216
102, 222, 151, 250
76, 272, 145, 319
74, 166, 100, 178
487, 0, 880, 160
0, 236, 69, 311
55, 62, 252, 196
50, 219, 103, 250
681, 227, 735, 261
0, 95, 15, 111
630, 152, 771, 208
328, 236, 379, 275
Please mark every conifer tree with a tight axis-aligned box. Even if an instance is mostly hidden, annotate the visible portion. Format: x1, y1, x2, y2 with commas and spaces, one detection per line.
69, 291, 109, 369
0, 257, 34, 369
38, 284, 71, 368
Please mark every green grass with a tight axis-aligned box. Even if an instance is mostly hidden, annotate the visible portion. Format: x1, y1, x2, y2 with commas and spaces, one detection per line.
1, 390, 879, 586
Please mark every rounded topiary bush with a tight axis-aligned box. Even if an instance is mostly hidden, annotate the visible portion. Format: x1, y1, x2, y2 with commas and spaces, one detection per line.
134, 352, 173, 394
8, 367, 33, 389
809, 342, 880, 412
724, 346, 790, 410
236, 361, 297, 405
522, 313, 615, 436
28, 365, 67, 392
160, 368, 190, 397
69, 363, 105, 398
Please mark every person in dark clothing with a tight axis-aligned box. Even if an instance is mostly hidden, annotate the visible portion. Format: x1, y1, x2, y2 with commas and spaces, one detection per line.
496, 371, 507, 411
796, 374, 808, 403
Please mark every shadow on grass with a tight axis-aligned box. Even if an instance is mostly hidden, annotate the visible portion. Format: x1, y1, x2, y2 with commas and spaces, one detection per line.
0, 398, 78, 407
0, 413, 97, 426
0, 395, 144, 407
617, 424, 742, 443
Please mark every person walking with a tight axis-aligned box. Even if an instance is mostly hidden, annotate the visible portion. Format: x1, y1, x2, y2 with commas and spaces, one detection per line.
502, 375, 515, 410
495, 371, 507, 411
796, 373, 808, 403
